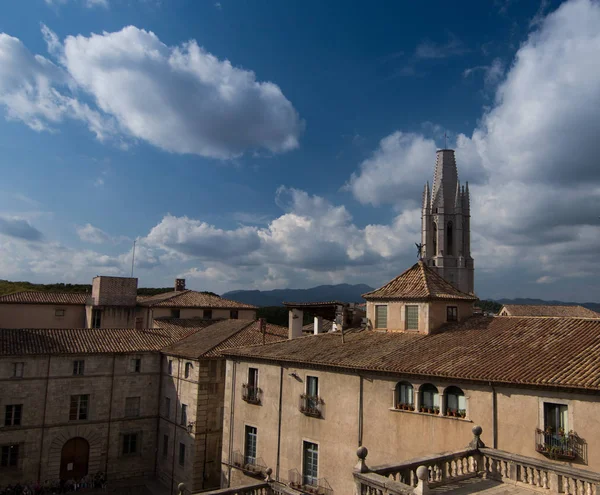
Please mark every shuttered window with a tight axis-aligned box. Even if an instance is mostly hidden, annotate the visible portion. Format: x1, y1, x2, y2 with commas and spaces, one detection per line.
375, 305, 387, 329
406, 306, 419, 330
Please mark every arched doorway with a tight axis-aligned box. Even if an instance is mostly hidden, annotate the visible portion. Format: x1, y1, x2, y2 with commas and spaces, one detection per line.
60, 437, 89, 480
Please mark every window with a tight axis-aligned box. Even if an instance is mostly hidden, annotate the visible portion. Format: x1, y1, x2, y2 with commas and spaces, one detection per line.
204, 309, 212, 319
375, 305, 387, 329
301, 376, 321, 417
243, 367, 260, 404
73, 360, 85, 375
405, 305, 419, 330
178, 443, 185, 466
135, 317, 143, 329
447, 306, 458, 322
446, 221, 453, 255
544, 402, 568, 433
303, 442, 319, 487
184, 362, 192, 378
230, 310, 239, 319
55, 309, 65, 317
91, 309, 102, 328
445, 386, 466, 417
69, 395, 89, 421
125, 397, 140, 417
12, 362, 24, 378
122, 433, 138, 455
4, 405, 22, 426
395, 382, 414, 410
432, 222, 438, 255
181, 404, 187, 425
165, 397, 171, 419
209, 360, 217, 378
420, 384, 439, 413
131, 358, 141, 373
171, 309, 180, 318
162, 434, 169, 457
244, 426, 257, 465
306, 376, 319, 404
168, 360, 173, 375
0, 445, 19, 467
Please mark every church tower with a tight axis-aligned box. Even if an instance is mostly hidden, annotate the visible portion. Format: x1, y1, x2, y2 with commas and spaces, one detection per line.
421, 149, 474, 294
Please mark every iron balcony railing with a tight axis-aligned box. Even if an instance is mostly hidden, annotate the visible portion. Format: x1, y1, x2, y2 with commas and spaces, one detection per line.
288, 469, 333, 495
299, 394, 323, 418
242, 384, 262, 405
231, 450, 268, 477
535, 428, 579, 460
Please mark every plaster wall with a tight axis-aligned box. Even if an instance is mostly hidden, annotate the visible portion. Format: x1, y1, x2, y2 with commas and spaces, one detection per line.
0, 304, 86, 329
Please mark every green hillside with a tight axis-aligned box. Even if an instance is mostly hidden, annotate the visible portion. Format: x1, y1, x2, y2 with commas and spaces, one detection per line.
0, 280, 175, 297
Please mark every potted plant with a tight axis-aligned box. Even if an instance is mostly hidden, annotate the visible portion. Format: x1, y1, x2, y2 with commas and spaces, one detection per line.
420, 406, 426, 413
433, 406, 440, 415
458, 409, 466, 418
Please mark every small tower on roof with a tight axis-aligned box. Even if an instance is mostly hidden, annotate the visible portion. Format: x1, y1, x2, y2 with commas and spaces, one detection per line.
421, 149, 474, 294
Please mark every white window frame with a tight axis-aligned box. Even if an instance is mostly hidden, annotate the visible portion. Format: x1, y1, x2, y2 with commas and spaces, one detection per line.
374, 304, 388, 329
405, 305, 419, 330
301, 439, 319, 487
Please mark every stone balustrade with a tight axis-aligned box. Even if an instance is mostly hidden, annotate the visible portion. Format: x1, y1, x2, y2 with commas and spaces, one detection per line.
199, 483, 271, 495
480, 447, 600, 495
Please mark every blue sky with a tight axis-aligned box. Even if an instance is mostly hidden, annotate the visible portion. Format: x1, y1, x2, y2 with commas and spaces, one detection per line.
1, 0, 599, 302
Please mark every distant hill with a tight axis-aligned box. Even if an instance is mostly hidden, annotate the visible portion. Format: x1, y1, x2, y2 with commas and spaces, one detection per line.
223, 283, 375, 307
0, 279, 175, 297
495, 298, 600, 313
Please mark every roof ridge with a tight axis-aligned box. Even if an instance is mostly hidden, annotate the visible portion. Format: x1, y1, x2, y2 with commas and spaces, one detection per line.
199, 319, 255, 356
419, 261, 431, 297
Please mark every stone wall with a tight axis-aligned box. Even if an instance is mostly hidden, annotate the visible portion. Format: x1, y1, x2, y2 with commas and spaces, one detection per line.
0, 304, 86, 329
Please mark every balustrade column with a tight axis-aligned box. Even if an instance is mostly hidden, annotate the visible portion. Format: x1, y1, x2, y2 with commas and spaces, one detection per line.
414, 384, 422, 412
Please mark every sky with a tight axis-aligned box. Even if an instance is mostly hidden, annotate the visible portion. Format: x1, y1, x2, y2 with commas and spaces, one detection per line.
0, 0, 599, 302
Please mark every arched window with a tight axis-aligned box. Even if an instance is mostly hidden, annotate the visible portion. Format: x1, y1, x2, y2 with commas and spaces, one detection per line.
432, 223, 437, 256
445, 386, 466, 417
395, 382, 414, 410
185, 362, 193, 378
446, 222, 453, 255
420, 384, 439, 414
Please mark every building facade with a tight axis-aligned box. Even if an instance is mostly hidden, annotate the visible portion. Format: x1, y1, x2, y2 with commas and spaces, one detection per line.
421, 149, 474, 294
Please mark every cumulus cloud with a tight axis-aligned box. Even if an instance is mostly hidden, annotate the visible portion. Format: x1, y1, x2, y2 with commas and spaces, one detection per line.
0, 217, 43, 241
45, 0, 109, 8
0, 26, 302, 159
347, 0, 600, 297
76, 224, 112, 244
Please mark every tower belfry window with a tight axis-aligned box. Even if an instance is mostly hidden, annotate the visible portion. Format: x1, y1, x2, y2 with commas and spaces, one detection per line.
447, 222, 453, 256
432, 223, 437, 256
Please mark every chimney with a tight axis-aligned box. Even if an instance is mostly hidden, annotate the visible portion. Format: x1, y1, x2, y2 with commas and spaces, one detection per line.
288, 308, 303, 340
175, 279, 186, 292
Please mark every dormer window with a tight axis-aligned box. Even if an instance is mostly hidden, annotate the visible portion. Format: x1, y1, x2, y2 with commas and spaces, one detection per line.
375, 305, 387, 329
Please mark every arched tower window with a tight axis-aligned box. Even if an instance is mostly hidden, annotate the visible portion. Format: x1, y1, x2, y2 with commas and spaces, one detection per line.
446, 222, 453, 256
432, 223, 437, 256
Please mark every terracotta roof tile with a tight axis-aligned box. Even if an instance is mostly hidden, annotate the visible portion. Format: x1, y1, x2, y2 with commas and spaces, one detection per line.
137, 290, 257, 309
500, 304, 600, 318
225, 316, 600, 391
161, 319, 287, 359
0, 291, 87, 305
0, 326, 199, 356
362, 261, 477, 301
302, 320, 334, 333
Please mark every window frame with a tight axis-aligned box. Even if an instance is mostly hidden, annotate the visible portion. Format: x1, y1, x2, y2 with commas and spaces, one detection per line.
374, 304, 388, 329
184, 362, 193, 379
91, 309, 102, 329
130, 357, 142, 373
420, 384, 439, 413
395, 382, 414, 410
55, 308, 65, 317
204, 309, 213, 319
4, 404, 22, 427
230, 309, 239, 319
244, 425, 257, 465
0, 444, 19, 468
165, 397, 171, 419
178, 442, 186, 466
124, 397, 141, 418
445, 386, 466, 417
447, 306, 458, 322
12, 362, 24, 378
180, 404, 188, 426
171, 309, 181, 318
302, 441, 319, 487
122, 433, 138, 456
162, 434, 169, 458
69, 394, 89, 421
405, 305, 419, 331
168, 359, 173, 375
73, 360, 85, 376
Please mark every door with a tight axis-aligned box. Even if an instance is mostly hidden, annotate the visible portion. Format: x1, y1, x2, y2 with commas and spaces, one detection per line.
60, 437, 89, 480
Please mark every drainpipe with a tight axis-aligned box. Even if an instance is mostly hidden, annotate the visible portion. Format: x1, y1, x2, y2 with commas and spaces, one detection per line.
171, 358, 182, 495
490, 382, 497, 449
227, 361, 237, 487
154, 353, 164, 478
276, 366, 283, 481
358, 375, 364, 447
37, 355, 52, 482
104, 355, 116, 477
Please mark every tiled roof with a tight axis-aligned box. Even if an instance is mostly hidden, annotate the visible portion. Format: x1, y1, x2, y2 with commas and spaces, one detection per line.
153, 317, 218, 331
500, 304, 600, 318
161, 319, 287, 359
224, 316, 600, 391
137, 290, 257, 309
362, 261, 477, 301
283, 301, 346, 307
302, 320, 334, 333
0, 326, 199, 356
0, 291, 87, 305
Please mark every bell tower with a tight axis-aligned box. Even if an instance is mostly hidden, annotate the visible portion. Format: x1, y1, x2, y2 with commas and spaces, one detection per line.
421, 149, 474, 294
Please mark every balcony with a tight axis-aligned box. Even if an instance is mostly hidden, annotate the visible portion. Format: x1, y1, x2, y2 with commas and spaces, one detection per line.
299, 394, 323, 418
288, 469, 333, 495
230, 451, 268, 478
535, 428, 581, 461
353, 426, 599, 495
242, 384, 262, 405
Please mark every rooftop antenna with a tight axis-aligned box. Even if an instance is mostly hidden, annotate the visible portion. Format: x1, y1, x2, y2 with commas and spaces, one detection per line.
130, 239, 136, 277
444, 131, 448, 149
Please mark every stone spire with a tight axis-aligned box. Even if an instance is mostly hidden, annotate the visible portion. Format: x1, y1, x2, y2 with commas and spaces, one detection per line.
421, 149, 474, 295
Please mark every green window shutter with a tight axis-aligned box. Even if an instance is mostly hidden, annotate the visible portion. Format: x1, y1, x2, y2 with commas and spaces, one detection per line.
375, 305, 387, 328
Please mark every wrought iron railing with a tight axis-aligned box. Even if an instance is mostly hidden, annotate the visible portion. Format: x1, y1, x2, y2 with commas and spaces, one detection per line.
535, 428, 579, 460
242, 384, 262, 405
288, 469, 333, 495
299, 394, 323, 418
230, 450, 268, 477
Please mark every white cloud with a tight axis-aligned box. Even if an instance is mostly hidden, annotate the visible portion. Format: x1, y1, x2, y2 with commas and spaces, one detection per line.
0, 26, 303, 159
44, 0, 108, 8
77, 223, 131, 245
